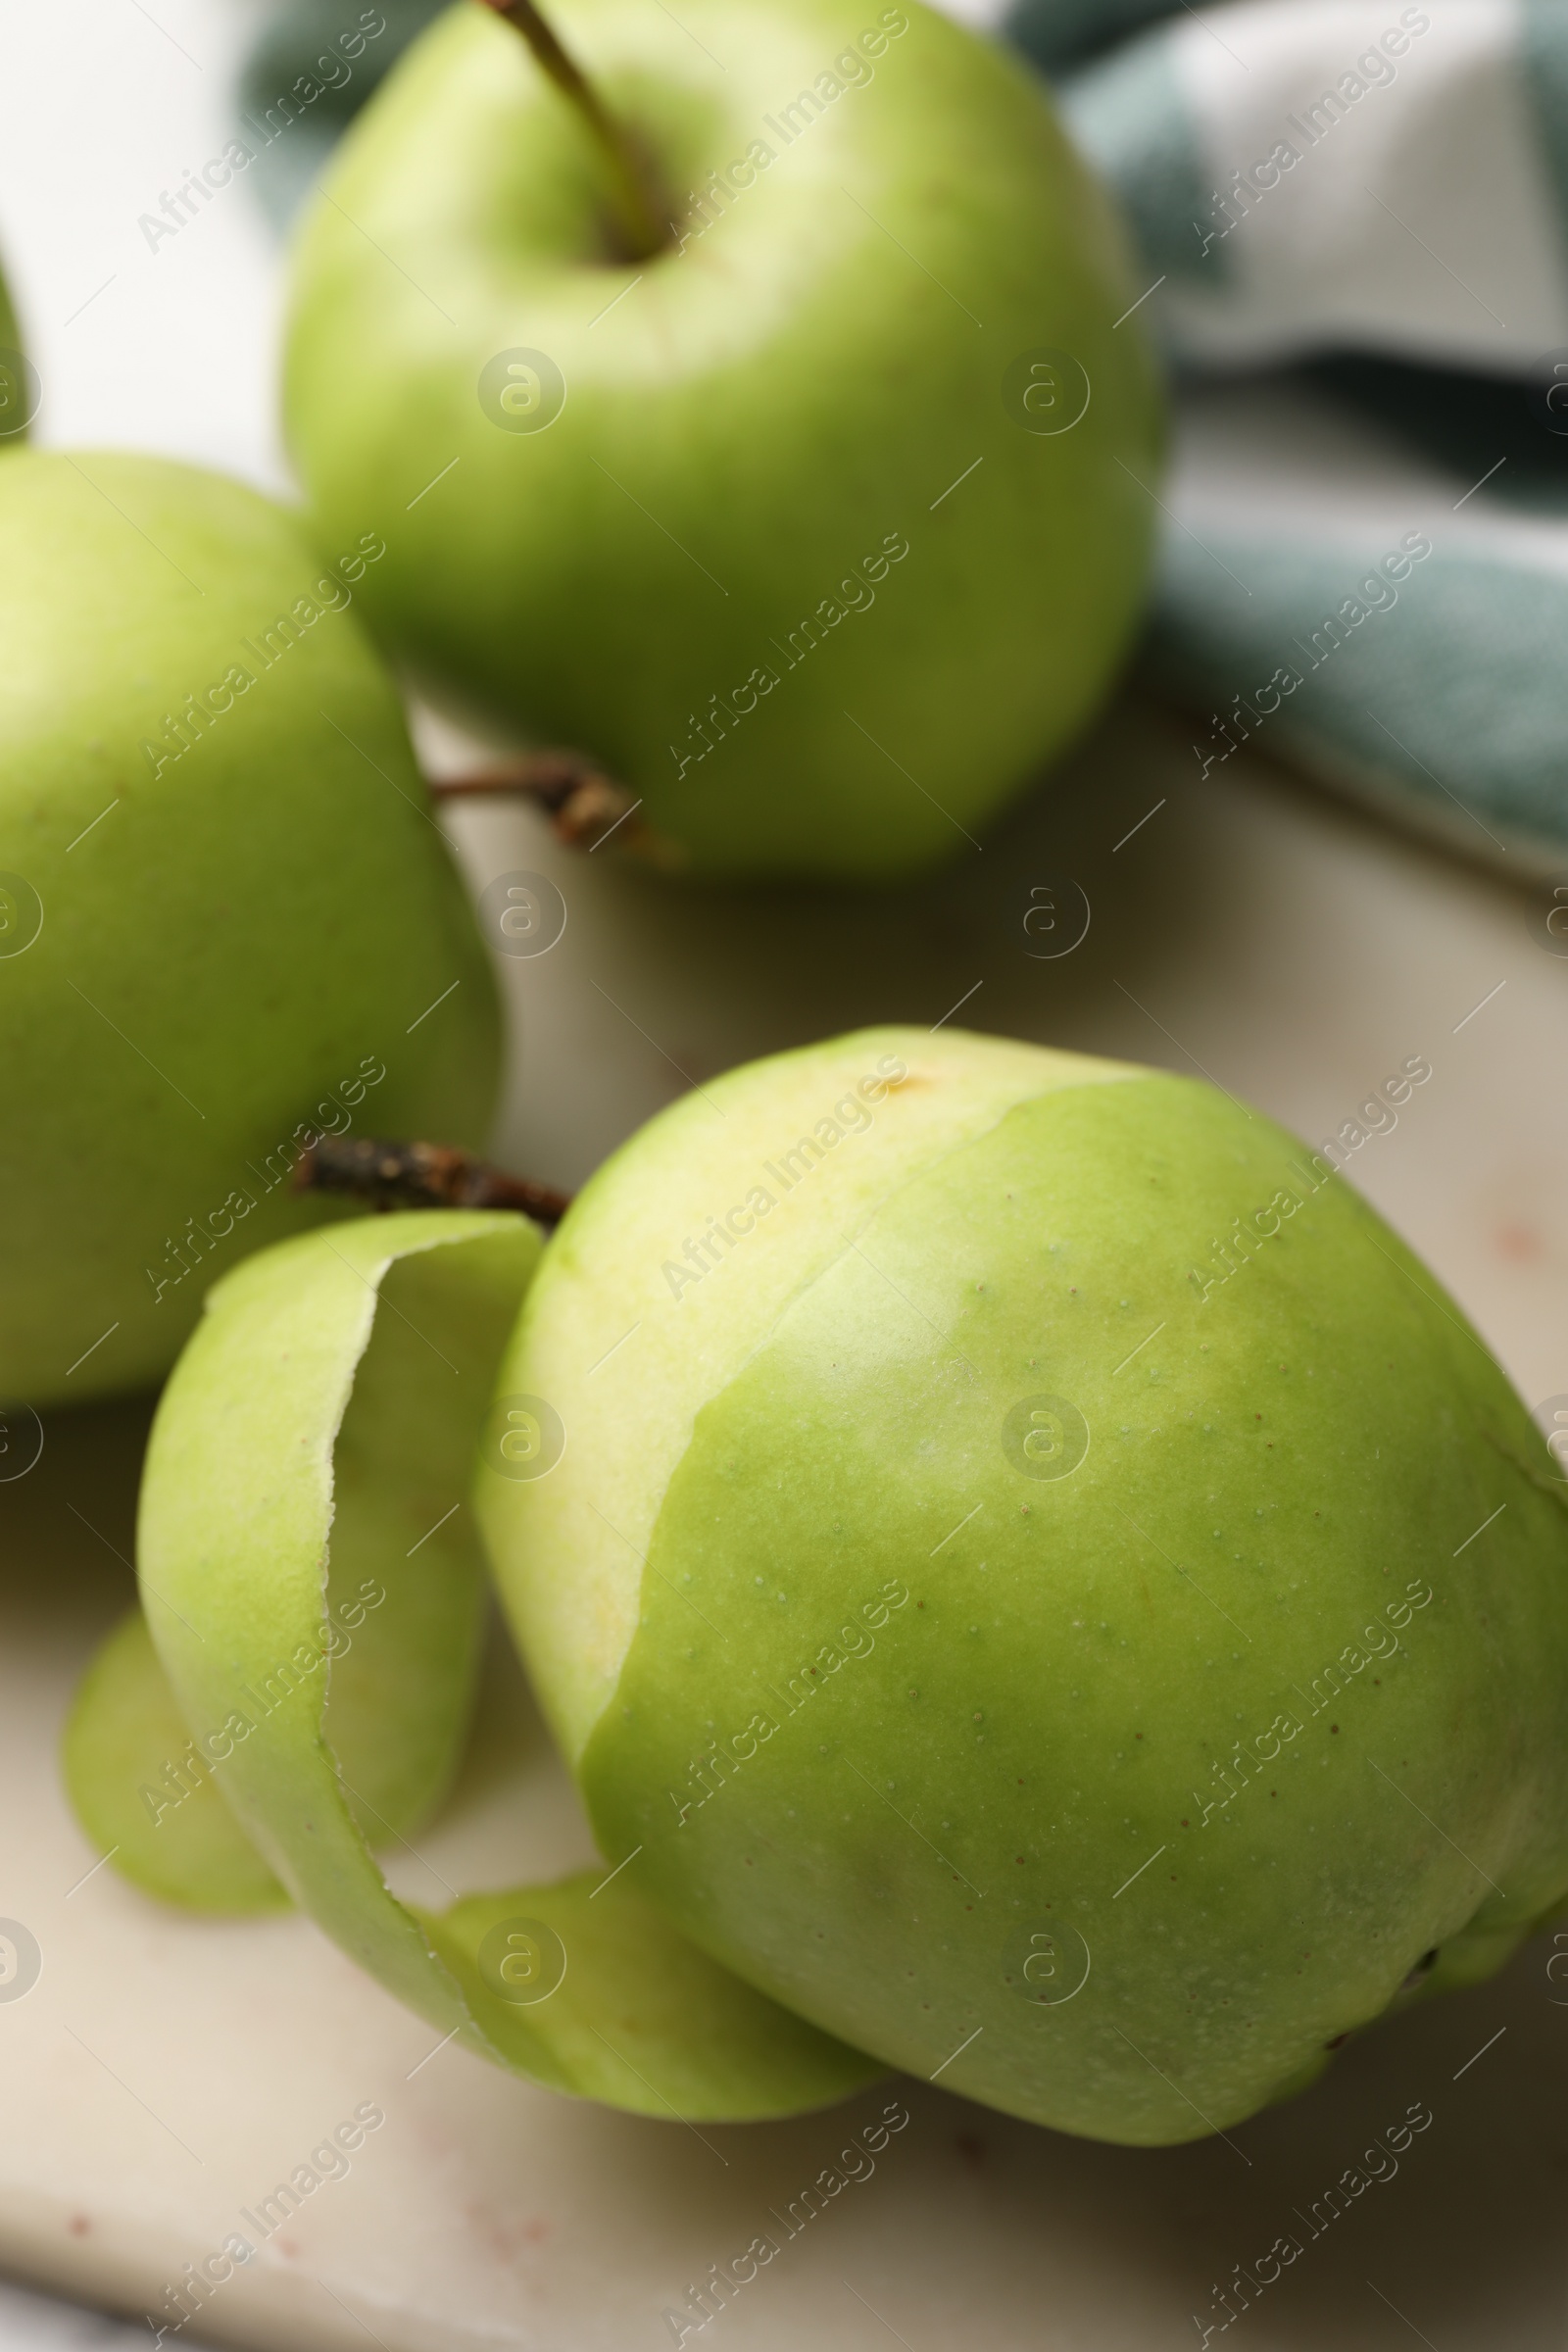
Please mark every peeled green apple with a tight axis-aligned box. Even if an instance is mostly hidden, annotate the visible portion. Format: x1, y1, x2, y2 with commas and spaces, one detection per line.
283, 0, 1163, 879
0, 451, 499, 1409
481, 1026, 1568, 2142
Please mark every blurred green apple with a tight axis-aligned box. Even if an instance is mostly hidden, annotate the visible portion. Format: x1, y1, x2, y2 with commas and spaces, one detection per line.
283, 0, 1163, 879
0, 451, 500, 1409
480, 1025, 1568, 2142
0, 256, 35, 444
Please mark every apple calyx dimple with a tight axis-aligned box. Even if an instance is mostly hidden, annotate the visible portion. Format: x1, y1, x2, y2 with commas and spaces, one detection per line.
476, 0, 669, 263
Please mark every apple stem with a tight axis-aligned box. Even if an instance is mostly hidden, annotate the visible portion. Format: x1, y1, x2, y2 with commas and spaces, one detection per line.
476, 0, 666, 262
294, 1137, 572, 1229
429, 750, 644, 853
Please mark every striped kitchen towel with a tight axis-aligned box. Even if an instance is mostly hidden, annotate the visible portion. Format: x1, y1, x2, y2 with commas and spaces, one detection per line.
1021, 0, 1568, 872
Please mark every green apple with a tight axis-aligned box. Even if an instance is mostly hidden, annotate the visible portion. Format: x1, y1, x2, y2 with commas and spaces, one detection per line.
282, 0, 1163, 879
0, 450, 500, 1410
0, 256, 35, 443
480, 1025, 1568, 2142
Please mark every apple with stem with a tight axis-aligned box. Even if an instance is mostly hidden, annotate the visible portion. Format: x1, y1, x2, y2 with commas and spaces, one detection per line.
283, 0, 1164, 880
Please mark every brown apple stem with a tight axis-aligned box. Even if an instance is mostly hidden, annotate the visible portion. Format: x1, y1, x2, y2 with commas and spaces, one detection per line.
429, 751, 644, 853
295, 1136, 572, 1229
475, 0, 665, 262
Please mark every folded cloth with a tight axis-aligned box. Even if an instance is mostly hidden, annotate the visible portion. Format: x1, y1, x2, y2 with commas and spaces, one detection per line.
242, 0, 1568, 871
1013, 0, 1568, 872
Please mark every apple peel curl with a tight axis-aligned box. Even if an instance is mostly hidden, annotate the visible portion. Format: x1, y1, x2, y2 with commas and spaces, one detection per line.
66, 1209, 882, 2121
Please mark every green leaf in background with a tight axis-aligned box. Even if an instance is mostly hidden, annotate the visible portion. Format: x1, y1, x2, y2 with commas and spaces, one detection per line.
68, 1208, 880, 2121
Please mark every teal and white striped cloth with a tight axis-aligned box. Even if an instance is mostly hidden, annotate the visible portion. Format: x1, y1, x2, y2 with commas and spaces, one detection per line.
250, 0, 1568, 870
1001, 0, 1568, 872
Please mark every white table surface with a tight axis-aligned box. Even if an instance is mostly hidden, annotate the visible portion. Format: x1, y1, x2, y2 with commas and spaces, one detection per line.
5, 6, 1568, 2351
